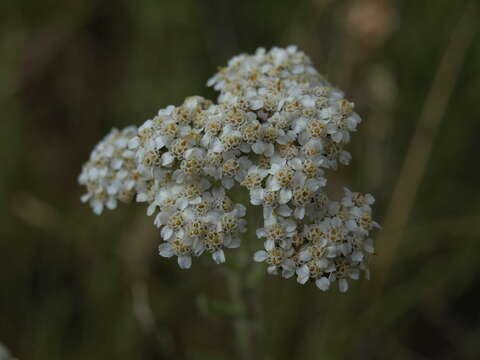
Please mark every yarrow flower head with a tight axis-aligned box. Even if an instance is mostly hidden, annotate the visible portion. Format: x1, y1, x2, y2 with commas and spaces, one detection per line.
79, 46, 379, 292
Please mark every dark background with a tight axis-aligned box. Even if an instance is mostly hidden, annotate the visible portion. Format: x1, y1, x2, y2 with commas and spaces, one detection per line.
1, 0, 480, 359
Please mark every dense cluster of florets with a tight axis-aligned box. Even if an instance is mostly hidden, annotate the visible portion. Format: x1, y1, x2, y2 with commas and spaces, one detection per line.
79, 46, 379, 292
79, 126, 140, 214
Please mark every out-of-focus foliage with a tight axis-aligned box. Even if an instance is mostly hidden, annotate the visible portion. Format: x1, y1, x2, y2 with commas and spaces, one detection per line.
1, 0, 479, 359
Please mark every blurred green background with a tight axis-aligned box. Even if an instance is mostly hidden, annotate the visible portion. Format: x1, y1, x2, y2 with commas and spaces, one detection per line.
1, 0, 480, 359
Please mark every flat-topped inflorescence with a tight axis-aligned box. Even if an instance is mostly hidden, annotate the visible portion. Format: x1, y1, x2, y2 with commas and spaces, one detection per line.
79, 46, 379, 292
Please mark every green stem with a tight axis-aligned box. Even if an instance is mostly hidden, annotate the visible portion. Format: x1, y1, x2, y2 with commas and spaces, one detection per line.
226, 266, 252, 360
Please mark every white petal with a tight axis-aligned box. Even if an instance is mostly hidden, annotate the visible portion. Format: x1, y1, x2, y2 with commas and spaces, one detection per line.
234, 204, 246, 217
315, 277, 330, 291
339, 278, 349, 292
253, 250, 268, 262
293, 207, 305, 219
349, 269, 360, 280
239, 143, 251, 153
80, 193, 91, 203
278, 189, 292, 204
277, 204, 293, 217
318, 258, 329, 269
176, 198, 189, 210
252, 141, 266, 154
193, 239, 204, 255
226, 237, 241, 249
282, 268, 295, 279
262, 206, 273, 219
136, 193, 149, 202
264, 143, 275, 157
178, 255, 192, 269
264, 239, 275, 251
296, 265, 310, 284
332, 131, 343, 143
249, 98, 264, 110
161, 227, 173, 240
153, 213, 162, 228
155, 136, 166, 148
158, 243, 174, 258
111, 158, 123, 170
147, 202, 157, 216
296, 264, 309, 277
256, 228, 267, 238
212, 249, 226, 264
128, 136, 140, 149
161, 152, 174, 166
351, 251, 364, 262
267, 265, 278, 275
298, 250, 311, 262
327, 246, 337, 258
92, 201, 103, 215
306, 178, 324, 191
212, 139, 224, 153
222, 177, 235, 189
282, 258, 295, 271
365, 193, 375, 204
106, 198, 117, 210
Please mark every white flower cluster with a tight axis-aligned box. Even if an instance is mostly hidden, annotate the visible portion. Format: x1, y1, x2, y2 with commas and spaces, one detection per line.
207, 46, 379, 291
79, 126, 140, 214
252, 188, 377, 292
127, 96, 247, 269
79, 46, 379, 291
